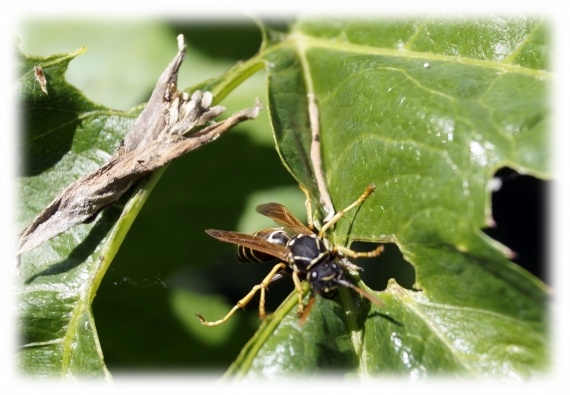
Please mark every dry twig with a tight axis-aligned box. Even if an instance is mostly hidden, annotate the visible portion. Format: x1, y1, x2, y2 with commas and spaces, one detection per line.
18, 35, 261, 255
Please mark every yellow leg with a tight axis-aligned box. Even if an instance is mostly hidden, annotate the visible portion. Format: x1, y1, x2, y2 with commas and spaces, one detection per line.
291, 270, 306, 317
196, 262, 287, 326
335, 244, 384, 259
319, 183, 376, 238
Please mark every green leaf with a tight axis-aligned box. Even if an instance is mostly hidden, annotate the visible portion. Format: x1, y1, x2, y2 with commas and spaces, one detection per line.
227, 17, 549, 379
17, 46, 135, 377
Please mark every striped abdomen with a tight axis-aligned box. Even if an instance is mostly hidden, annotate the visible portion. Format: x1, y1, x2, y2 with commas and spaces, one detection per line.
237, 228, 290, 263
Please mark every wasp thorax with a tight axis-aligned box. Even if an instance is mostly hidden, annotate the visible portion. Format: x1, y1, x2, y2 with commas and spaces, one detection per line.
287, 234, 329, 273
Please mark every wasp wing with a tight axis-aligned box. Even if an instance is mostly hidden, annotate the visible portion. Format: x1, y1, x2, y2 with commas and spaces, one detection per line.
205, 229, 291, 262
256, 203, 313, 236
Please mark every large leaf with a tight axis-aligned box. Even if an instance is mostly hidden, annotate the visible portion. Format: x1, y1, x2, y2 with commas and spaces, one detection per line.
226, 17, 549, 379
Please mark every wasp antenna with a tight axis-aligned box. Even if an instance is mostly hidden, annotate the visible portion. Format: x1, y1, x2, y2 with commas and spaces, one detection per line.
339, 280, 384, 308
298, 294, 316, 325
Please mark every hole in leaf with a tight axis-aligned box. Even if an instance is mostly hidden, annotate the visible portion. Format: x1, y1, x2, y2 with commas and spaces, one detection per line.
483, 167, 549, 283
350, 241, 416, 291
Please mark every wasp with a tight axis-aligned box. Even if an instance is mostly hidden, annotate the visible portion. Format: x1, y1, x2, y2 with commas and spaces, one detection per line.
196, 184, 384, 326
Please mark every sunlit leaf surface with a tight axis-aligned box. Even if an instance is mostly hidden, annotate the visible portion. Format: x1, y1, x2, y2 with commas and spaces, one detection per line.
228, 17, 549, 379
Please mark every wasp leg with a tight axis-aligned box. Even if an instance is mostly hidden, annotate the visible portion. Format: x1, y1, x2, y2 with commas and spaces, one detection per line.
196, 262, 287, 326
258, 263, 289, 319
335, 244, 384, 259
291, 270, 306, 317
319, 183, 376, 237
